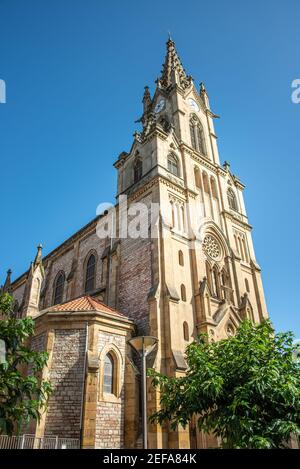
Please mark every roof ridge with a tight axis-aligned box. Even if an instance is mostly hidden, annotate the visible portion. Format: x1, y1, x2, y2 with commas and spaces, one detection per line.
45, 294, 126, 317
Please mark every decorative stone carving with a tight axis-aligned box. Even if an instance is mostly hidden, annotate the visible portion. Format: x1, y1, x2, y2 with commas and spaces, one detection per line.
203, 234, 221, 261
226, 323, 235, 337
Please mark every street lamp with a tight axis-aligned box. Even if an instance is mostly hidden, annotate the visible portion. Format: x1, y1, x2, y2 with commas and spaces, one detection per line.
127, 336, 158, 449
0, 339, 6, 364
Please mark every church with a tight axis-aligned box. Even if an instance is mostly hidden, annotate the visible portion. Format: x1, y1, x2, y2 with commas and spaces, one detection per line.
3, 38, 268, 449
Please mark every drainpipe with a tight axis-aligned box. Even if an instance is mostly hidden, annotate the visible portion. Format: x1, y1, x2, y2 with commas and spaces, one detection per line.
79, 322, 89, 448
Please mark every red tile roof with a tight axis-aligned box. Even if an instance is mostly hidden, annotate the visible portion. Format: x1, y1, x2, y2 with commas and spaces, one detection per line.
47, 295, 126, 318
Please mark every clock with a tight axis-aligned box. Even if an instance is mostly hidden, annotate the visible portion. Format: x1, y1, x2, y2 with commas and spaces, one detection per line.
188, 98, 199, 112
154, 98, 165, 114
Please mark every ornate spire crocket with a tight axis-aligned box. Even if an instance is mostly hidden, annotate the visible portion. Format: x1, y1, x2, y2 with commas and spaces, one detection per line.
157, 37, 192, 90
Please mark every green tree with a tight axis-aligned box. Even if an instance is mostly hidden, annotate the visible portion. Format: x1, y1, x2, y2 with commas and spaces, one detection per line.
0, 293, 52, 435
149, 320, 300, 448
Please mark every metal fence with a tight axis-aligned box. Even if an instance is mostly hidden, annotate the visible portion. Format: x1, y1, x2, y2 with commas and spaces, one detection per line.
0, 434, 80, 449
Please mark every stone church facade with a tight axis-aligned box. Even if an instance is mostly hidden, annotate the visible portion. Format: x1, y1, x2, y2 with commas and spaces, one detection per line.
4, 38, 268, 448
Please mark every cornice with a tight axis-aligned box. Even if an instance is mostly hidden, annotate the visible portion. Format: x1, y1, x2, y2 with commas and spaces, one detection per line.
223, 210, 252, 230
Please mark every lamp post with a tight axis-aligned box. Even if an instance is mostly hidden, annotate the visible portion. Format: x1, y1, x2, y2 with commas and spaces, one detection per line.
128, 336, 158, 449
0, 339, 6, 364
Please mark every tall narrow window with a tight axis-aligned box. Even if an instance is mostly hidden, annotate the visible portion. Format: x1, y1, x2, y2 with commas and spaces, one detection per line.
196, 122, 206, 155
242, 238, 249, 263
228, 188, 238, 211
168, 154, 180, 177
194, 167, 201, 189
134, 159, 142, 183
234, 234, 239, 254
170, 201, 175, 228
183, 322, 189, 341
206, 261, 212, 293
103, 353, 114, 394
190, 122, 196, 149
211, 178, 218, 199
245, 278, 250, 293
181, 284, 187, 302
181, 206, 185, 232
85, 253, 96, 293
203, 173, 210, 194
238, 238, 244, 261
190, 116, 206, 155
178, 250, 184, 266
53, 272, 65, 305
213, 267, 220, 298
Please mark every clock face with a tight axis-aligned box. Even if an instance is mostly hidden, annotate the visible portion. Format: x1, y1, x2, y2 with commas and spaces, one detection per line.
154, 98, 165, 114
188, 98, 199, 112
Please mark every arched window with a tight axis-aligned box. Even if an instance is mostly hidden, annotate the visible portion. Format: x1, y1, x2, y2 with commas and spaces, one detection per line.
183, 321, 189, 341
190, 116, 206, 155
202, 173, 210, 194
85, 253, 96, 293
212, 266, 219, 298
178, 250, 184, 266
168, 154, 180, 177
181, 284, 186, 302
181, 206, 185, 232
227, 188, 238, 211
53, 272, 65, 305
194, 167, 201, 189
242, 238, 249, 263
245, 278, 250, 293
211, 178, 218, 199
170, 201, 175, 228
103, 353, 114, 394
190, 121, 196, 149
206, 261, 212, 293
196, 122, 206, 155
134, 159, 142, 183
238, 237, 244, 261
234, 234, 239, 254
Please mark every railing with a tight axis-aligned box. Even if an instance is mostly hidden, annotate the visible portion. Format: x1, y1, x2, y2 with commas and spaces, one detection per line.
0, 434, 80, 449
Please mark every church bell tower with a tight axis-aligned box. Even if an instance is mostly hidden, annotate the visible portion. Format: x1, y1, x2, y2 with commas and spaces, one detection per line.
114, 37, 269, 449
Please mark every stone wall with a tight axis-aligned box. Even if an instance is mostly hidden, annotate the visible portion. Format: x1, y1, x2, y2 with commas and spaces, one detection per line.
44, 328, 86, 439
95, 331, 126, 449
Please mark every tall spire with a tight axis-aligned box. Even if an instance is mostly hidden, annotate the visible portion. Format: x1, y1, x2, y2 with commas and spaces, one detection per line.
33, 244, 43, 268
3, 269, 12, 293
142, 86, 152, 113
157, 37, 192, 90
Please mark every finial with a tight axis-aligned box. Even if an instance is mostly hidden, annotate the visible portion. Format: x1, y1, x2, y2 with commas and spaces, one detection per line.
223, 161, 230, 171
200, 82, 206, 94
33, 243, 43, 267
3, 269, 12, 292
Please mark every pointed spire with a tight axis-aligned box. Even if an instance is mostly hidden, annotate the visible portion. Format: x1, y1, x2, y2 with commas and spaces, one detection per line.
200, 82, 206, 95
157, 37, 192, 90
33, 244, 43, 268
200, 82, 211, 110
142, 86, 152, 113
3, 269, 12, 293
223, 161, 230, 172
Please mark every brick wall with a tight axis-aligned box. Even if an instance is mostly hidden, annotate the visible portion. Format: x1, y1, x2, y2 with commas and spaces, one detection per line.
44, 328, 86, 439
44, 249, 74, 307
74, 232, 107, 296
118, 195, 153, 334
118, 235, 152, 335
95, 331, 126, 449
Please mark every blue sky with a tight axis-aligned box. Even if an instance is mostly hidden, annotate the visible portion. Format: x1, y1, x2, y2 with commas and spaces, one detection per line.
0, 0, 299, 336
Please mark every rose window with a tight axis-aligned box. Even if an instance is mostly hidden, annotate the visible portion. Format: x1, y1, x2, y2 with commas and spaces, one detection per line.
202, 235, 221, 261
